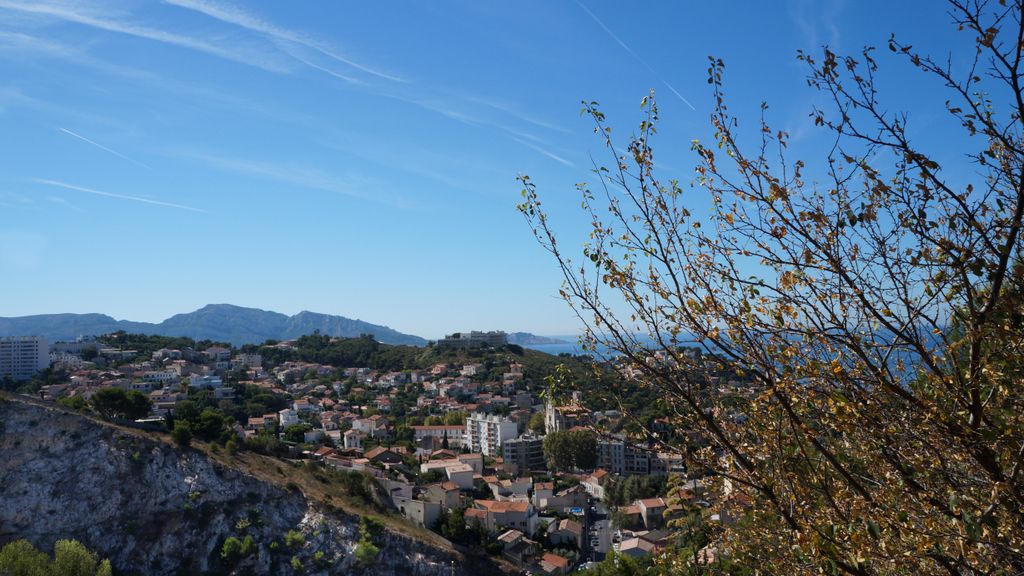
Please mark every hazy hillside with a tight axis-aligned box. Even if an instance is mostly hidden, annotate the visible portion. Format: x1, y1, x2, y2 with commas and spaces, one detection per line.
0, 304, 427, 346
506, 332, 568, 346
0, 313, 150, 339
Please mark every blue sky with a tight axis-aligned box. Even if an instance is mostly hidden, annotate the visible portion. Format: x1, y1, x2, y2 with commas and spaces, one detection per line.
0, 1, 966, 339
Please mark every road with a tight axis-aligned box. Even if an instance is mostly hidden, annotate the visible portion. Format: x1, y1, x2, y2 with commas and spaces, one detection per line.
584, 499, 613, 564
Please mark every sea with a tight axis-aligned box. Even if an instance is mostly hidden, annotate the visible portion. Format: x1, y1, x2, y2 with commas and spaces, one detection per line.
522, 341, 586, 356
520, 335, 664, 357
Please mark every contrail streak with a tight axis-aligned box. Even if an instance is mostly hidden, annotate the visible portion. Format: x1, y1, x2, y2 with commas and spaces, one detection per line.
58, 128, 152, 169
512, 138, 576, 168
32, 178, 205, 213
574, 0, 696, 111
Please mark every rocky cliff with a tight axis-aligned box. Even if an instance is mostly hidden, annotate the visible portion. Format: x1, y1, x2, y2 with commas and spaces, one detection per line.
0, 396, 466, 575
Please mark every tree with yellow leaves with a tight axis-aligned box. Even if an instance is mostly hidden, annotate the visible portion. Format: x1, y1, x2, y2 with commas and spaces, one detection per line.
520, 1, 1024, 574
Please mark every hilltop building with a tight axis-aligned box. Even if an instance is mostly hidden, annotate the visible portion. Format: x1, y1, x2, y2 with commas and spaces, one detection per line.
438, 331, 508, 348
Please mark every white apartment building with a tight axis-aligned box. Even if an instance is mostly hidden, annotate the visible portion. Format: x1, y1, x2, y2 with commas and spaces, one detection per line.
438, 331, 508, 348
143, 370, 179, 385
465, 412, 517, 457
0, 336, 48, 381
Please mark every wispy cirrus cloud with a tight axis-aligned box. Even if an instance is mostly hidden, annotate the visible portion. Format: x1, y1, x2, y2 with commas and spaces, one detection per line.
1, 1, 574, 170
789, 0, 842, 50
174, 151, 414, 209
465, 95, 571, 134
32, 178, 206, 212
383, 92, 573, 163
0, 0, 290, 72
0, 32, 316, 126
0, 30, 80, 58
45, 195, 86, 213
0, 85, 43, 113
162, 0, 579, 154
58, 127, 152, 169
0, 85, 115, 126
574, 0, 695, 111
0, 190, 34, 208
162, 0, 406, 83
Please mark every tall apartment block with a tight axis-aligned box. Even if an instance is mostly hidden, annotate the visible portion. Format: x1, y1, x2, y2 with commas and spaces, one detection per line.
465, 412, 518, 457
0, 336, 49, 381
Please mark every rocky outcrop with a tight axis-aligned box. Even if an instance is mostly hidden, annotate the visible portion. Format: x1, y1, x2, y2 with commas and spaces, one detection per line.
0, 397, 463, 575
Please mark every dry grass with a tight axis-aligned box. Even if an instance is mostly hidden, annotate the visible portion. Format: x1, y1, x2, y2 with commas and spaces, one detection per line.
205, 448, 456, 550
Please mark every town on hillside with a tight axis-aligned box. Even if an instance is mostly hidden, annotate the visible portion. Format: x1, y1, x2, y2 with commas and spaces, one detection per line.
0, 331, 743, 573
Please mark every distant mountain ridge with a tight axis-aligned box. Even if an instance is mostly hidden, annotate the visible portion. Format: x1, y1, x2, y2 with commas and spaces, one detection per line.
0, 304, 428, 346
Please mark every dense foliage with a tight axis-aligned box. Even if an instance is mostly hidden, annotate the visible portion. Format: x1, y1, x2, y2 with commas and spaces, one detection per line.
543, 429, 598, 472
603, 475, 668, 508
89, 387, 152, 421
0, 539, 112, 576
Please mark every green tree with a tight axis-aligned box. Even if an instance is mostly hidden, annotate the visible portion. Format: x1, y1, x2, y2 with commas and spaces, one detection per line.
283, 424, 310, 444
240, 535, 255, 558
173, 399, 200, 423
354, 541, 379, 565
221, 537, 243, 565
0, 539, 50, 576
52, 540, 100, 576
89, 387, 152, 420
171, 421, 192, 447
436, 508, 468, 542
354, 515, 383, 565
443, 411, 467, 426
542, 429, 597, 472
527, 411, 546, 434
57, 395, 88, 412
284, 530, 304, 549
0, 539, 112, 576
193, 408, 228, 442
604, 475, 667, 507
577, 552, 648, 576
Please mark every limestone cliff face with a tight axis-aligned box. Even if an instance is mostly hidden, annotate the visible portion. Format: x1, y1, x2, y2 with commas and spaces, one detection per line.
0, 397, 460, 575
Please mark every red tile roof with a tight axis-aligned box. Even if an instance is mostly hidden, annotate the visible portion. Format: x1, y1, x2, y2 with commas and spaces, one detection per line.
541, 553, 570, 569
639, 497, 666, 508
475, 499, 530, 513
